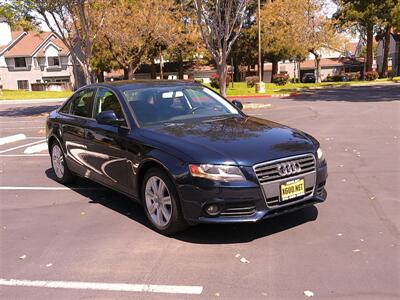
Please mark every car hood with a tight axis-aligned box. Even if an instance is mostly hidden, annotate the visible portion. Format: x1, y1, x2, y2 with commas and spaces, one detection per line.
139, 115, 318, 166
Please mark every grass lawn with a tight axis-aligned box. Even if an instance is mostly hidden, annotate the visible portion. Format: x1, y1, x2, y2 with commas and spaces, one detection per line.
0, 90, 72, 100
204, 79, 397, 96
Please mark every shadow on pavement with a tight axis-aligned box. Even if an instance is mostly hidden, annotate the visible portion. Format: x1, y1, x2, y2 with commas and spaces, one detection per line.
0, 105, 60, 117
46, 168, 318, 244
292, 84, 400, 102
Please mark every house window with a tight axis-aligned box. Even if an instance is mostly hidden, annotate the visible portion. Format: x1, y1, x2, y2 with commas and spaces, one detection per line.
17, 80, 29, 90
48, 56, 60, 67
14, 57, 27, 68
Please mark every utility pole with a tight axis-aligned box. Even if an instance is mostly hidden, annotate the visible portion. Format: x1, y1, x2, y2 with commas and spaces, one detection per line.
258, 0, 262, 81
256, 0, 265, 93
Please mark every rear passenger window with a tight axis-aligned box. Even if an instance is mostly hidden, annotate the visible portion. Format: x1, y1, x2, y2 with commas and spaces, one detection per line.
70, 89, 94, 118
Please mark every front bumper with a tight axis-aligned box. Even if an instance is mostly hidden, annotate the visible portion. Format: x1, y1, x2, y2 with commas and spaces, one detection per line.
178, 164, 327, 224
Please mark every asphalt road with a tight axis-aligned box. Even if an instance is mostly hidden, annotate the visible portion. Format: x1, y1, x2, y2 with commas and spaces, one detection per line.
0, 84, 399, 299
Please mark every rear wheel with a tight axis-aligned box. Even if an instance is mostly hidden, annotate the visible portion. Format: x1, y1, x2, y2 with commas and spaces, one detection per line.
50, 141, 75, 184
142, 168, 188, 234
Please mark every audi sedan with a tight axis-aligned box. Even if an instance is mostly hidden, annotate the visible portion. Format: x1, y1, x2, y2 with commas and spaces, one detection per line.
46, 80, 327, 234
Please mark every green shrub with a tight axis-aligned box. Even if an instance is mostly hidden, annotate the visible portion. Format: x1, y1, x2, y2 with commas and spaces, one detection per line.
365, 71, 378, 81
245, 76, 260, 87
272, 73, 289, 85
209, 73, 231, 89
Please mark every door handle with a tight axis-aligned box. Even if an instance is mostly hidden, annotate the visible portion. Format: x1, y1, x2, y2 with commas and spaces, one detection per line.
86, 131, 94, 140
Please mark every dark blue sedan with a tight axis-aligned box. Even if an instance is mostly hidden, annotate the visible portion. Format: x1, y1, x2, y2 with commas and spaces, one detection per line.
46, 80, 327, 234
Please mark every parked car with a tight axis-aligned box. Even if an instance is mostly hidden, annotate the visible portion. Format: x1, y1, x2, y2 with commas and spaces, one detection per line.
46, 80, 328, 234
302, 73, 316, 83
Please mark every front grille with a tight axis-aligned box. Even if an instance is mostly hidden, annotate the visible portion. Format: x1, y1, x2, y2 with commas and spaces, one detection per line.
254, 154, 316, 184
220, 202, 256, 217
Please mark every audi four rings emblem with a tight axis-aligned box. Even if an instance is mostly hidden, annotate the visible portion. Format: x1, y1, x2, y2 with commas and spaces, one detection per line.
276, 161, 301, 176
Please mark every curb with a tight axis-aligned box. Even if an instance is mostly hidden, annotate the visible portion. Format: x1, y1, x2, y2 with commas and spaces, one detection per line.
242, 103, 272, 109
226, 93, 300, 99
0, 98, 67, 104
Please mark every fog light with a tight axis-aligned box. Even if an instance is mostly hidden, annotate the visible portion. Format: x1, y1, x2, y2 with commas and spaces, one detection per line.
205, 204, 221, 216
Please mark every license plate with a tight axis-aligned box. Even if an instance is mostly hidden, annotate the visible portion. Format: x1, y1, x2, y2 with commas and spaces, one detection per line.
280, 179, 305, 201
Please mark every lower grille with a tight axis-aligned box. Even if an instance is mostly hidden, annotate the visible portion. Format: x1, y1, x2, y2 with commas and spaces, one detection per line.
220, 202, 256, 217
316, 181, 326, 196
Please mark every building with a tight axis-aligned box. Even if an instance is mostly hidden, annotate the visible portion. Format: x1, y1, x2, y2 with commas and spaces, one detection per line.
0, 18, 76, 90
377, 33, 400, 76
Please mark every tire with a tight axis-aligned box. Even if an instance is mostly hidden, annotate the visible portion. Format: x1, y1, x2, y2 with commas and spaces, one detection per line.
50, 141, 76, 184
141, 167, 188, 235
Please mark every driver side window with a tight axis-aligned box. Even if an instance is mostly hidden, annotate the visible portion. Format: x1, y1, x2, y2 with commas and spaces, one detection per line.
94, 88, 124, 120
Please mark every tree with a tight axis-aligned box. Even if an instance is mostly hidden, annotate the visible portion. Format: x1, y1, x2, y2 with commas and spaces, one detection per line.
194, 0, 249, 96
303, 0, 338, 83
102, 0, 181, 80
375, 0, 397, 77
334, 0, 382, 73
15, 0, 109, 86
259, 0, 308, 82
0, 1, 38, 31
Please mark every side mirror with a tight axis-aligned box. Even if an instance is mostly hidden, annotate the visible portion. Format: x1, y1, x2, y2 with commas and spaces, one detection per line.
96, 110, 125, 126
231, 100, 243, 110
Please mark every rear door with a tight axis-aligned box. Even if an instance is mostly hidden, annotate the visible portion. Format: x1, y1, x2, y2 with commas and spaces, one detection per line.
84, 87, 134, 194
60, 88, 96, 176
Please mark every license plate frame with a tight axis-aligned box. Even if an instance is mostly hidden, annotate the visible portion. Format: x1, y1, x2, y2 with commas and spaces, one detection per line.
280, 178, 305, 201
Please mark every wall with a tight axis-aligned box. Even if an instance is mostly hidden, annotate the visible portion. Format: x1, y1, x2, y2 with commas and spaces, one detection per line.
1, 55, 74, 90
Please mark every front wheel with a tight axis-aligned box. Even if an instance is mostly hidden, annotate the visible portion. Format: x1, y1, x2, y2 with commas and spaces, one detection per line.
50, 141, 75, 184
142, 168, 188, 235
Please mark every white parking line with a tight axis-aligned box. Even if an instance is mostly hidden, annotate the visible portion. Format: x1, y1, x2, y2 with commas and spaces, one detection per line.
0, 134, 26, 145
0, 120, 45, 124
1, 126, 45, 130
0, 140, 45, 154
0, 187, 104, 191
24, 142, 48, 154
0, 154, 48, 157
0, 279, 203, 295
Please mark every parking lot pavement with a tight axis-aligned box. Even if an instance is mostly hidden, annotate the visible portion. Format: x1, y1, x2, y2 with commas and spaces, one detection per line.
0, 84, 399, 299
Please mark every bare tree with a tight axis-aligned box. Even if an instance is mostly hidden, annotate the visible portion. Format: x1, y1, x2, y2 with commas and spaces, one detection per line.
29, 0, 109, 86
194, 0, 249, 96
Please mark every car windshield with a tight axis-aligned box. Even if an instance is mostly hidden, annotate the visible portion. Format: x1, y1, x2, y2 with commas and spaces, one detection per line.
122, 86, 240, 126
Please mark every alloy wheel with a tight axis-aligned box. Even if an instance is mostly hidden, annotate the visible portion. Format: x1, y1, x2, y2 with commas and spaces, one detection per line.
145, 176, 173, 227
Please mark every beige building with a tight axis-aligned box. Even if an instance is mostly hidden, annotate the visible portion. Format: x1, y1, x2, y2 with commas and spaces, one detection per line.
0, 18, 76, 90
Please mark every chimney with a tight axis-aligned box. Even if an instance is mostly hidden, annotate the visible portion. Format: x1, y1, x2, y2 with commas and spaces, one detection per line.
0, 17, 12, 46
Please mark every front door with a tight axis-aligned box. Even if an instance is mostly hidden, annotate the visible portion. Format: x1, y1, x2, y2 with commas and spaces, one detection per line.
84, 87, 133, 195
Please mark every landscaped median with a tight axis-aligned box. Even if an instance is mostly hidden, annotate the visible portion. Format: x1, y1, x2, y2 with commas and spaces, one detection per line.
0, 90, 72, 100
204, 78, 398, 97
0, 78, 397, 101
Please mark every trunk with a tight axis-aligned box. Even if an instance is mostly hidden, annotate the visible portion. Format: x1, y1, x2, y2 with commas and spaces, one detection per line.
398, 42, 400, 76
123, 68, 129, 80
159, 49, 164, 80
381, 24, 391, 77
366, 26, 374, 72
128, 63, 137, 80
178, 53, 184, 80
150, 61, 156, 79
218, 63, 227, 97
96, 69, 105, 83
233, 55, 240, 82
82, 64, 92, 86
271, 59, 279, 83
315, 57, 321, 83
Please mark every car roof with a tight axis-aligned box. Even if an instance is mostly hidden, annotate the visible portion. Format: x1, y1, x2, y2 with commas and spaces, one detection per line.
89, 80, 201, 91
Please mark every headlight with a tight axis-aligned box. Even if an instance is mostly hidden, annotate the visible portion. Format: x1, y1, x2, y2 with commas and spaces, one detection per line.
189, 164, 246, 181
317, 147, 325, 163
